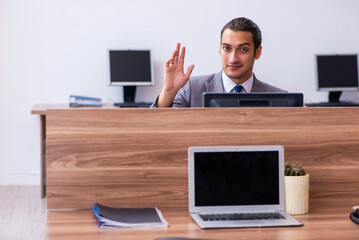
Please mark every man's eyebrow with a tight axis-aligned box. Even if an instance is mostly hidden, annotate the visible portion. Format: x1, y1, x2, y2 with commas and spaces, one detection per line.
221, 42, 251, 47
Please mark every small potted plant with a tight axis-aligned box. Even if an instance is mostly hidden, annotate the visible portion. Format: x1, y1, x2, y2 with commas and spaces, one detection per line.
284, 163, 309, 215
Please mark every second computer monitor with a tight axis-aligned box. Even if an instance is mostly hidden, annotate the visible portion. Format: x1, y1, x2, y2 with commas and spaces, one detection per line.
316, 54, 359, 91
316, 54, 359, 104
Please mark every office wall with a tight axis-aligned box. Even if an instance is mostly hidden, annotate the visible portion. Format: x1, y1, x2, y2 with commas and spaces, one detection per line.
1, 0, 359, 185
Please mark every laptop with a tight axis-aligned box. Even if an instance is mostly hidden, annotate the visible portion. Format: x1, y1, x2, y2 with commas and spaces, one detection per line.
188, 145, 303, 228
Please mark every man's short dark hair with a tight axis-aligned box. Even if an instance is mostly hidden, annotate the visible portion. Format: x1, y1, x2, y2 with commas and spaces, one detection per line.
221, 17, 262, 51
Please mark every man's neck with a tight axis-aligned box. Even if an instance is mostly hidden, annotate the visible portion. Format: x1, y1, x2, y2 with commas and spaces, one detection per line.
230, 74, 253, 85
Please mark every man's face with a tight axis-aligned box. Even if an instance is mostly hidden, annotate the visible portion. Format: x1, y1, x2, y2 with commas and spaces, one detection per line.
220, 29, 262, 84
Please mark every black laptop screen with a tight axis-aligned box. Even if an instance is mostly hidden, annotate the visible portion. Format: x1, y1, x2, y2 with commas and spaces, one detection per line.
194, 151, 279, 206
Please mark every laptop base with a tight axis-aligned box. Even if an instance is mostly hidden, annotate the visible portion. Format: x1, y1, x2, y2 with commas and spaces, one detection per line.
190, 211, 303, 229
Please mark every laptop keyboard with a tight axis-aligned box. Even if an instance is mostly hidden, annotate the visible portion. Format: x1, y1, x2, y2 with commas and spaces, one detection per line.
199, 212, 285, 221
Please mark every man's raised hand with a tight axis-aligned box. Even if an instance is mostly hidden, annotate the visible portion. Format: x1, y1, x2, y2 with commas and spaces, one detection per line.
158, 43, 195, 107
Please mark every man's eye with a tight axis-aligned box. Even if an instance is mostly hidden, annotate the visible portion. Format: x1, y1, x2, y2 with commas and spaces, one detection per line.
240, 48, 248, 52
223, 47, 231, 51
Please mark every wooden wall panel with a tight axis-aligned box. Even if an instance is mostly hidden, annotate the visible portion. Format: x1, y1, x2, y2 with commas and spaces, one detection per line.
46, 108, 359, 209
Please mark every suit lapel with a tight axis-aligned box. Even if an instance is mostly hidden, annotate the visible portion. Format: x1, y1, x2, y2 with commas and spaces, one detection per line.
251, 74, 261, 92
205, 71, 225, 92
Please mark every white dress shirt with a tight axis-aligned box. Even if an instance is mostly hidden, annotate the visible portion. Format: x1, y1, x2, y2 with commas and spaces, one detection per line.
222, 71, 254, 93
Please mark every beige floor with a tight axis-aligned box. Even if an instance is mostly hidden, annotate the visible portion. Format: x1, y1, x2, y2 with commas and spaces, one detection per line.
0, 185, 46, 240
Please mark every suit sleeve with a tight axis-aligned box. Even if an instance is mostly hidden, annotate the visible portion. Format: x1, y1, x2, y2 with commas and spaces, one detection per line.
150, 80, 191, 108
172, 80, 192, 108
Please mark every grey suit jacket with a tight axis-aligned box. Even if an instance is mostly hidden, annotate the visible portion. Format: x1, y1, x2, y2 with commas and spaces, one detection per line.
153, 71, 287, 108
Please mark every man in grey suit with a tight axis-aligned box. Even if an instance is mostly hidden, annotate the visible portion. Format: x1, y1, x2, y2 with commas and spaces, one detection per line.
153, 17, 286, 108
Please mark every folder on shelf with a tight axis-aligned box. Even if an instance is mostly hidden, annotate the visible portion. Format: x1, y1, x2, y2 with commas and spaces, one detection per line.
69, 95, 102, 107
91, 203, 169, 229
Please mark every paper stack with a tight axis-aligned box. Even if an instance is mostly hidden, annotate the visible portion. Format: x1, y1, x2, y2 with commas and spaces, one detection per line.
91, 203, 169, 229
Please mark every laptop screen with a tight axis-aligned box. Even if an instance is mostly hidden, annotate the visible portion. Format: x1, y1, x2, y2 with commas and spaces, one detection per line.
194, 151, 279, 207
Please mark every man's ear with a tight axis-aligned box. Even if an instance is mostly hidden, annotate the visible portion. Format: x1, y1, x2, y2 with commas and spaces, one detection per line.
255, 45, 262, 60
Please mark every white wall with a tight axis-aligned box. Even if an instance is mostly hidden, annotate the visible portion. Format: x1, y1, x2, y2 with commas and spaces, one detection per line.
1, 0, 359, 185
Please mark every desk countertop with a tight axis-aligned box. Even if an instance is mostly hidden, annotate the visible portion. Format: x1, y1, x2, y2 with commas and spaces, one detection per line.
31, 104, 118, 115
46, 206, 359, 240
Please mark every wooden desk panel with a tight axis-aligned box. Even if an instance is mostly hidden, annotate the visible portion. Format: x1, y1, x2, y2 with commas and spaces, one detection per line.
46, 108, 359, 209
46, 207, 359, 240
31, 104, 118, 198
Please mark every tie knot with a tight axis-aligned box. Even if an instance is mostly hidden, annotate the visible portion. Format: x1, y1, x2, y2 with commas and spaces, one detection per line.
234, 85, 243, 93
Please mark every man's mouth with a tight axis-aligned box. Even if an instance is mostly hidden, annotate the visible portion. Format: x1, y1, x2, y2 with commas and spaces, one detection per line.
228, 64, 242, 70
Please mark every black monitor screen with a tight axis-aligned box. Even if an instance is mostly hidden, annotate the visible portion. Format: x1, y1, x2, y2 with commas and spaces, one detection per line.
109, 50, 153, 86
194, 151, 280, 206
202, 93, 303, 107
317, 55, 359, 90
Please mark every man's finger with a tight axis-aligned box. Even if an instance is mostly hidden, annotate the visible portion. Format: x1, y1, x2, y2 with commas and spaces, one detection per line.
184, 64, 195, 79
179, 46, 186, 66
165, 57, 174, 68
173, 43, 180, 64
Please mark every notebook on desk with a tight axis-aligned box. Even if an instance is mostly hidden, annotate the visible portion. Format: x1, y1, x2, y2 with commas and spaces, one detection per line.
188, 145, 303, 229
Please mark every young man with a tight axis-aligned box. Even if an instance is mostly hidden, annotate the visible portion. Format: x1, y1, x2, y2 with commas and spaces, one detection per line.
154, 17, 286, 108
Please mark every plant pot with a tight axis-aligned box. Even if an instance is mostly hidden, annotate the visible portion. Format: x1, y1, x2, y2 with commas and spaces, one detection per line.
284, 173, 309, 215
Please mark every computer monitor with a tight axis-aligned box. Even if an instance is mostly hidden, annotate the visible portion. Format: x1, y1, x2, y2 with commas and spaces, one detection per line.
109, 50, 154, 106
202, 93, 303, 107
316, 54, 359, 103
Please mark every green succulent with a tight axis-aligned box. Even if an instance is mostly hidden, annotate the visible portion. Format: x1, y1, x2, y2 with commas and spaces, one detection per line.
285, 163, 306, 176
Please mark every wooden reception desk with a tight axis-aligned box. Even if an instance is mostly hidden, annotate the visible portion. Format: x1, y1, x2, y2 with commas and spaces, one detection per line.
31, 104, 117, 197
39, 107, 359, 239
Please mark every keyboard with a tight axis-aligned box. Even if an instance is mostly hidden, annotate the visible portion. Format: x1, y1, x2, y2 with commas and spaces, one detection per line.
306, 101, 359, 107
199, 212, 285, 221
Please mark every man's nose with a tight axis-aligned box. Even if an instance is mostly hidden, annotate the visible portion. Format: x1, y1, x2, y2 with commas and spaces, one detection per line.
229, 51, 240, 63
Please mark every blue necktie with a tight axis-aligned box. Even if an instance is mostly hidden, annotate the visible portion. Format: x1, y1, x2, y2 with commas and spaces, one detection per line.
235, 85, 243, 93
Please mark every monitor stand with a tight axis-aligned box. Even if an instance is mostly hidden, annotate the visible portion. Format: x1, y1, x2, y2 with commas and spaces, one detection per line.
306, 91, 359, 107
114, 86, 152, 108
328, 91, 341, 103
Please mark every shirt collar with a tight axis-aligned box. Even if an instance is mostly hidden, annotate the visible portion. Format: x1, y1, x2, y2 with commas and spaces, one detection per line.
222, 71, 253, 93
